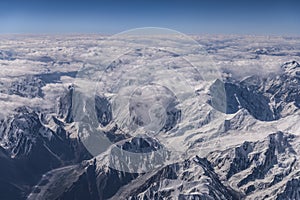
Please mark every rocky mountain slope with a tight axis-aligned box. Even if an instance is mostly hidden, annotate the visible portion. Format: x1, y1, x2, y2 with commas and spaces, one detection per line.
0, 34, 300, 200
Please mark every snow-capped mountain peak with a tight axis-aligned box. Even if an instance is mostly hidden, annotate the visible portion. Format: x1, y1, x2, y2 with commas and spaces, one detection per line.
281, 61, 300, 77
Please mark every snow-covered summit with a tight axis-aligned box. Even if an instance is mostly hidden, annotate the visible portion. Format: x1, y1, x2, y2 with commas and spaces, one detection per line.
0, 34, 300, 199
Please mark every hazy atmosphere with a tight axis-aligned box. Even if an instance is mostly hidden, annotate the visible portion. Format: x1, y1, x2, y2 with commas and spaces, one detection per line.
0, 0, 299, 34
1, 1, 300, 200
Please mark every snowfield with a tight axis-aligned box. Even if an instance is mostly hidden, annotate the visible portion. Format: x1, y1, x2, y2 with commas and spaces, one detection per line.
0, 31, 300, 199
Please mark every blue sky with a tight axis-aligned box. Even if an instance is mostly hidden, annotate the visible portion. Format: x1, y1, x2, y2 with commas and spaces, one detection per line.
0, 0, 299, 35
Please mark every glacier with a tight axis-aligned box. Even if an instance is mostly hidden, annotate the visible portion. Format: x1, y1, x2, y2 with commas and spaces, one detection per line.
0, 32, 299, 199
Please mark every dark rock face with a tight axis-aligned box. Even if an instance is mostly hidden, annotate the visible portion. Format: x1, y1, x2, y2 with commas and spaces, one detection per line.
208, 132, 297, 197
163, 106, 181, 132
95, 95, 112, 126
0, 106, 92, 199
224, 82, 276, 121
8, 76, 45, 98
1, 60, 300, 200
209, 79, 276, 121
0, 131, 243, 200
58, 85, 113, 126
110, 156, 240, 200
1, 72, 78, 99
57, 85, 74, 123
262, 61, 300, 112
210, 61, 300, 121
27, 137, 160, 200
277, 178, 300, 200
0, 146, 27, 200
119, 137, 163, 153
55, 162, 100, 200
31, 156, 240, 200
0, 107, 46, 157
37, 161, 139, 200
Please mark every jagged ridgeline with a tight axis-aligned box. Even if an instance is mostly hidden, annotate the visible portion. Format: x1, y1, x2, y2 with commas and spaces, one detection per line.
0, 34, 300, 200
